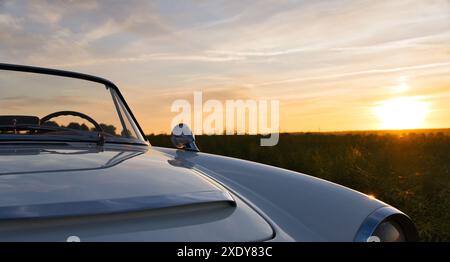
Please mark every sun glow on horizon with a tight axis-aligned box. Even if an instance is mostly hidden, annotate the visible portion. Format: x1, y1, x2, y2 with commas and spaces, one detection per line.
374, 96, 430, 130
395, 76, 410, 93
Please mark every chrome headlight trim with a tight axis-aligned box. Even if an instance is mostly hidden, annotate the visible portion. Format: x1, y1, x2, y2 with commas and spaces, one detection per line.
354, 206, 419, 242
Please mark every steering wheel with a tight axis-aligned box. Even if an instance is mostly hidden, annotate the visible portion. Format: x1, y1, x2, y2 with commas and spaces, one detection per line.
40, 111, 104, 133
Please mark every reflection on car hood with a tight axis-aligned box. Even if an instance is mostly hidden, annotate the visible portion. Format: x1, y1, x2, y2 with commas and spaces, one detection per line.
0, 143, 232, 219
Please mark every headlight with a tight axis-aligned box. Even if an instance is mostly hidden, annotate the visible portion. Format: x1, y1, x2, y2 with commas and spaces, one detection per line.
371, 220, 406, 242
355, 206, 419, 242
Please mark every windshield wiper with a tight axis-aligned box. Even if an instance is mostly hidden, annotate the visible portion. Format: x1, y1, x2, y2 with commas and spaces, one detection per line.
0, 124, 106, 145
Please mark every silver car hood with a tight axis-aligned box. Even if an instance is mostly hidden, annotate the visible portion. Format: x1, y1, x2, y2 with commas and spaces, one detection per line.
0, 143, 274, 241
0, 144, 232, 216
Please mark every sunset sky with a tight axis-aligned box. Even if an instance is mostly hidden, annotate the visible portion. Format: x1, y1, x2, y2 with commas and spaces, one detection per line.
1, 0, 450, 134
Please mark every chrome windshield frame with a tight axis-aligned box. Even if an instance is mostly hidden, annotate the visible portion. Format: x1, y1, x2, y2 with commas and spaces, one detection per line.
0, 63, 149, 146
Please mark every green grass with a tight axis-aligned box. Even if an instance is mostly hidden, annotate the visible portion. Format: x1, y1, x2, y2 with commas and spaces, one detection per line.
147, 132, 450, 241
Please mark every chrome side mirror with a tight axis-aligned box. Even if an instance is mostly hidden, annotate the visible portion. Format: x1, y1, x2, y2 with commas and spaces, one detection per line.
171, 123, 199, 152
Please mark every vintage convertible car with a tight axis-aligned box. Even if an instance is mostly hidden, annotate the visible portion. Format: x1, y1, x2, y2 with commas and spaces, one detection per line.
0, 63, 418, 242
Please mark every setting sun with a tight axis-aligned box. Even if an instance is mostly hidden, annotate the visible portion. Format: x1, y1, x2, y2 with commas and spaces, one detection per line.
374, 97, 430, 130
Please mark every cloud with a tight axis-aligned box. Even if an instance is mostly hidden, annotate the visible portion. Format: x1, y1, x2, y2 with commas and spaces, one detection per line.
254, 61, 450, 86
0, 0, 171, 65
1, 0, 449, 133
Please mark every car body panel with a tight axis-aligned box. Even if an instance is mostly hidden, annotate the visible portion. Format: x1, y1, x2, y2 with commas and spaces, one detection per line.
0, 143, 275, 241
154, 147, 388, 241
0, 145, 221, 207
0, 197, 274, 242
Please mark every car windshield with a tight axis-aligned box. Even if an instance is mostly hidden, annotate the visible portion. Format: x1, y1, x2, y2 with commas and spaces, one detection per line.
0, 68, 146, 145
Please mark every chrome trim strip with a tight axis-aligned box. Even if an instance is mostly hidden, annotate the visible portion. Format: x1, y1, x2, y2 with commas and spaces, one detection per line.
354, 206, 401, 242
0, 190, 235, 220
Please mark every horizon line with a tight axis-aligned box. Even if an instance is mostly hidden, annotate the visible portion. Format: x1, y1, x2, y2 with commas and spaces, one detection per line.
145, 127, 450, 136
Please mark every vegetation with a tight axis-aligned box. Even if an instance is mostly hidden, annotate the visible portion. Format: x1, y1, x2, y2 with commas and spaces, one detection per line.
148, 132, 450, 241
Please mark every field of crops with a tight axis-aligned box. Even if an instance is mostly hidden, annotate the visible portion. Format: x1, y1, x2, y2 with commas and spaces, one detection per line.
148, 132, 450, 241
